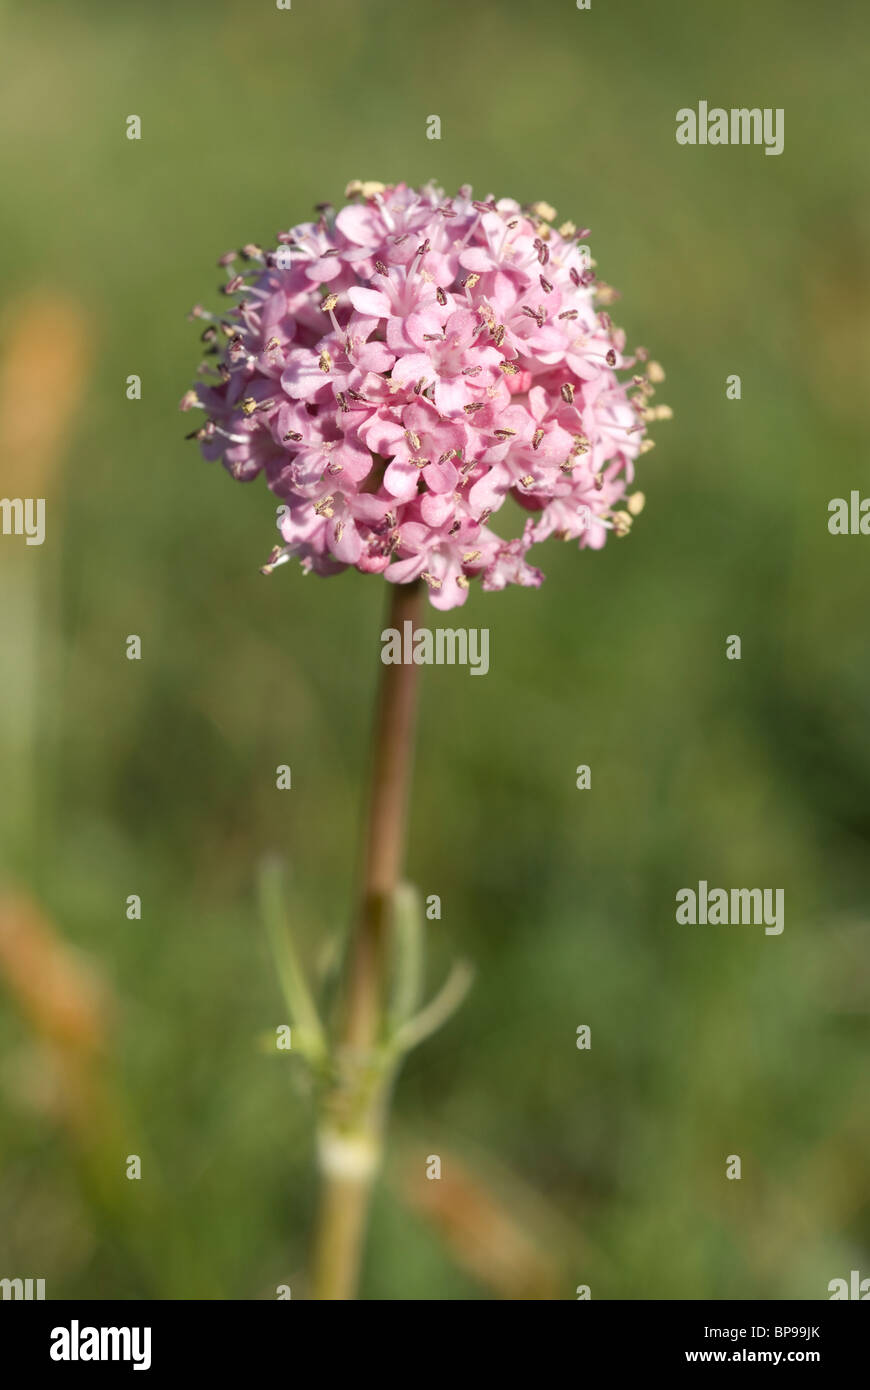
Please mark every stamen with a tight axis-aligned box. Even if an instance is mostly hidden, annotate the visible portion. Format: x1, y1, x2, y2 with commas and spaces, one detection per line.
260, 546, 289, 575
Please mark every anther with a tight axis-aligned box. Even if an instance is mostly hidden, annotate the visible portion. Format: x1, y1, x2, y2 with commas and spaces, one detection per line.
260, 546, 285, 575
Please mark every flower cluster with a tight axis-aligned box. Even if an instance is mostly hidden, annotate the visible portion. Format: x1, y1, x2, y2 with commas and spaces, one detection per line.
181, 181, 667, 609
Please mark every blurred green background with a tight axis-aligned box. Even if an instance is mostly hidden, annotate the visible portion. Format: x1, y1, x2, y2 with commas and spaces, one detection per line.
0, 0, 868, 1299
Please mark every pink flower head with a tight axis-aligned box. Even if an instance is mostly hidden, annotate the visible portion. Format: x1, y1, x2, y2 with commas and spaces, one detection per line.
182, 183, 667, 609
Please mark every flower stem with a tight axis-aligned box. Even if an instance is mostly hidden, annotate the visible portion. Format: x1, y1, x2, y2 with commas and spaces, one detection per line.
310, 579, 423, 1299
